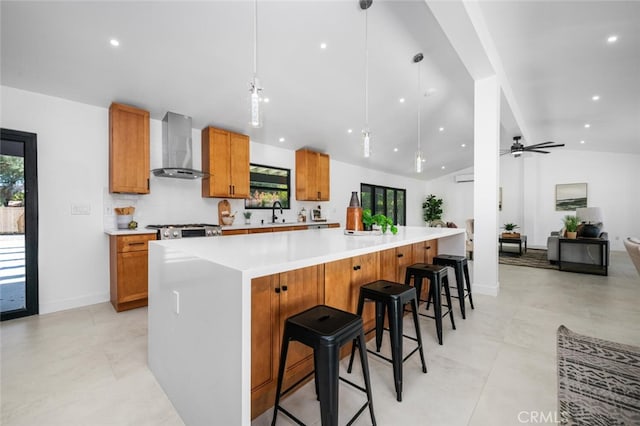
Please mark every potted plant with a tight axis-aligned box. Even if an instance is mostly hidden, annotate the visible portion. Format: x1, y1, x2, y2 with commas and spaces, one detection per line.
361, 209, 398, 234
243, 211, 252, 225
502, 223, 520, 238
563, 215, 579, 239
422, 194, 443, 226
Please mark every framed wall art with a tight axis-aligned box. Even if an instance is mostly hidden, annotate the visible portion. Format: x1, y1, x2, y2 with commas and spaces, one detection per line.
555, 183, 587, 211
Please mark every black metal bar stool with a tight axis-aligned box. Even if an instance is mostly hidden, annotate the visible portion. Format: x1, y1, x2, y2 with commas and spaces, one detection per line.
404, 263, 456, 345
433, 254, 474, 319
347, 280, 427, 402
271, 305, 376, 426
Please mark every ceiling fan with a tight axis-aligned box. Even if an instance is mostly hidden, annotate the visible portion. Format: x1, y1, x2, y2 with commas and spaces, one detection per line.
501, 136, 565, 157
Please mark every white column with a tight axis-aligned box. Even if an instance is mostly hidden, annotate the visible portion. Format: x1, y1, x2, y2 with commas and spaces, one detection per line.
473, 75, 500, 296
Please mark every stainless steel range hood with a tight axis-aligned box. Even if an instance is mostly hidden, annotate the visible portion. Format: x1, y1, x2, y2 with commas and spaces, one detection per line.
152, 112, 207, 179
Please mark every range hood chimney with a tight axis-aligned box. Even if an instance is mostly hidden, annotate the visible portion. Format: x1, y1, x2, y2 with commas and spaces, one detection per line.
152, 112, 207, 179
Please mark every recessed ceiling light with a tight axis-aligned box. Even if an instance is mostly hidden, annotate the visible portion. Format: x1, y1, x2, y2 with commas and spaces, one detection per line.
584, 123, 591, 128
393, 148, 398, 152
347, 129, 353, 134
441, 166, 446, 170
263, 98, 270, 103
580, 140, 585, 144
278, 137, 285, 142
110, 39, 120, 47
439, 127, 444, 132
461, 143, 466, 148
399, 98, 405, 103
421, 158, 426, 163
320, 42, 327, 49
592, 95, 600, 101
607, 35, 618, 43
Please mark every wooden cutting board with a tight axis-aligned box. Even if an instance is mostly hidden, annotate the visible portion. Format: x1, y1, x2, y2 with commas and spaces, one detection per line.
218, 199, 231, 224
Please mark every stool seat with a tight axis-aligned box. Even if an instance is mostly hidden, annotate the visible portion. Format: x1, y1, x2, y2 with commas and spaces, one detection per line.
348, 280, 427, 402
433, 254, 474, 319
272, 305, 376, 426
405, 264, 456, 345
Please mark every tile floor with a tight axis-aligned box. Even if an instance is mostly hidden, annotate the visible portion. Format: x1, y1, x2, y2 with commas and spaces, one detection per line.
1, 252, 638, 425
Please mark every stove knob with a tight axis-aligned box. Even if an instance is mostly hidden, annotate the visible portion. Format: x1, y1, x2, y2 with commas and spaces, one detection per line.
173, 231, 179, 238
163, 231, 170, 238
207, 230, 212, 236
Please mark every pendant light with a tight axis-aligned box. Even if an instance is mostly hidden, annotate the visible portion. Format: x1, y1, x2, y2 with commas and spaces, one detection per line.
361, 0, 373, 158
249, 0, 263, 128
413, 53, 424, 173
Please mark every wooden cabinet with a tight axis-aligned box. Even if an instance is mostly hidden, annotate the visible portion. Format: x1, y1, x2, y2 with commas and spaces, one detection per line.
251, 265, 324, 419
409, 239, 438, 300
201, 126, 250, 198
109, 102, 150, 194
221, 229, 249, 236
380, 244, 414, 283
324, 252, 379, 329
295, 149, 330, 201
109, 233, 156, 312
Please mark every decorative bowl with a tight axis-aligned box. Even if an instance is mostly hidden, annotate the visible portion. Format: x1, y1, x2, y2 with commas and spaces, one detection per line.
221, 216, 234, 226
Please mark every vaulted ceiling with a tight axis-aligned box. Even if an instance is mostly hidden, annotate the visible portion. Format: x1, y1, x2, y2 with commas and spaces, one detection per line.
2, 1, 638, 180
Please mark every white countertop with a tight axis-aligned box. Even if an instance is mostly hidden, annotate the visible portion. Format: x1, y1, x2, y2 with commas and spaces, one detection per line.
150, 226, 464, 279
104, 229, 156, 236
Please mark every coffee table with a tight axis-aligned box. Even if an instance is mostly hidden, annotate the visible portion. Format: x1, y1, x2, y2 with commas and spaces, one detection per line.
499, 235, 527, 256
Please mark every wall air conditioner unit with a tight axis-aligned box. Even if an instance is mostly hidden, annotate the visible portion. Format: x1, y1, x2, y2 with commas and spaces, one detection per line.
454, 174, 474, 183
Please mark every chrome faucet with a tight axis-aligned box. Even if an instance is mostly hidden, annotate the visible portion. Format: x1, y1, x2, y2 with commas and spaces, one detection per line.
272, 201, 283, 223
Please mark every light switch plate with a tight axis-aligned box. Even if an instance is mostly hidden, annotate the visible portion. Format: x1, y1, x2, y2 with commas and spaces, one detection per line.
71, 203, 91, 215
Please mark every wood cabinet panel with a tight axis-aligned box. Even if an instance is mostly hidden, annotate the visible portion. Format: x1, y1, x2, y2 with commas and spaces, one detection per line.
201, 126, 249, 198
295, 149, 330, 201
249, 227, 273, 234
222, 229, 249, 236
109, 102, 150, 194
251, 274, 278, 412
109, 234, 156, 312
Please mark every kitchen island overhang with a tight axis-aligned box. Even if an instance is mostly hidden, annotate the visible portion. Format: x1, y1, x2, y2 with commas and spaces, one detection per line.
148, 226, 465, 425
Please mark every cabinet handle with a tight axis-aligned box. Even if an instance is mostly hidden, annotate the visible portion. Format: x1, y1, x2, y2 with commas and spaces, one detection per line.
353, 265, 361, 271
282, 285, 288, 292
397, 253, 404, 258
147, 179, 150, 191
128, 242, 145, 246
317, 191, 321, 199
426, 246, 431, 250
232, 185, 235, 195
275, 287, 281, 294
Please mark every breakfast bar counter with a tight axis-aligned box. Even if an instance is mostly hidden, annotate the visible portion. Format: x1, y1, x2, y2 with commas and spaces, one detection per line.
148, 226, 465, 425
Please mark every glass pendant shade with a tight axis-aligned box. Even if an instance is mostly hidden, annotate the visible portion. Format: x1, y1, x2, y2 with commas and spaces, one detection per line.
415, 150, 423, 173
249, 77, 262, 128
362, 130, 371, 158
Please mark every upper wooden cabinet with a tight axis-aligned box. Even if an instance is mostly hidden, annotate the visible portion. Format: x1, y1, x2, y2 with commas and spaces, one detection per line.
295, 149, 330, 201
201, 126, 250, 198
109, 102, 150, 194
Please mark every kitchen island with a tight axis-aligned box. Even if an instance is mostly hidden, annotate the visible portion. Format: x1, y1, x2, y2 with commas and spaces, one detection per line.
148, 226, 465, 425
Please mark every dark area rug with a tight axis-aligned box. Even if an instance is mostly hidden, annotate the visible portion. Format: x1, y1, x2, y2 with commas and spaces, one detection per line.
499, 248, 558, 270
557, 325, 640, 424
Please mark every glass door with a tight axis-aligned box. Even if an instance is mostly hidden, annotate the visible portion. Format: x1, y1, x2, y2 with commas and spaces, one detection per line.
1, 129, 38, 320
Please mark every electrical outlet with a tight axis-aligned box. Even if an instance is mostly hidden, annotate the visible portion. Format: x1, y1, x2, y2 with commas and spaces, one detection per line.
71, 203, 91, 215
104, 206, 113, 215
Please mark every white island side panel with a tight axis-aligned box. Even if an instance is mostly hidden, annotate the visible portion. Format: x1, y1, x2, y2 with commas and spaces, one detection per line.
148, 244, 250, 426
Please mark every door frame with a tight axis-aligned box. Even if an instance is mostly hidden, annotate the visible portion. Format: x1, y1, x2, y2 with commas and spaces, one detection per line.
1, 128, 39, 320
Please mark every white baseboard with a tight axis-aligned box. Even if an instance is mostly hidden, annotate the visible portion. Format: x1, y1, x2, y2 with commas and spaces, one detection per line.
472, 282, 499, 296
39, 292, 110, 315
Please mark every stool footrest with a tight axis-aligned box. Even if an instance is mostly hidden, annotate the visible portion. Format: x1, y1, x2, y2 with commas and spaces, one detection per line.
362, 327, 425, 367
279, 370, 315, 400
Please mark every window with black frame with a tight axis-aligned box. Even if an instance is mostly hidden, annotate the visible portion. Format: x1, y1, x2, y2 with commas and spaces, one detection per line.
245, 164, 290, 209
361, 183, 406, 225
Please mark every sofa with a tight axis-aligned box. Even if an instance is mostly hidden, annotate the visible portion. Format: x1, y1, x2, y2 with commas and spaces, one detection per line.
547, 229, 609, 265
624, 237, 640, 276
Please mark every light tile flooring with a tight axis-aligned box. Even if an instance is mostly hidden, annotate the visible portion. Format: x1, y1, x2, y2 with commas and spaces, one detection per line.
2, 252, 639, 425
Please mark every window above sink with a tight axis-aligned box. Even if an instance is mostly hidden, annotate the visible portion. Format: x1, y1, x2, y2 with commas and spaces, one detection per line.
245, 164, 290, 209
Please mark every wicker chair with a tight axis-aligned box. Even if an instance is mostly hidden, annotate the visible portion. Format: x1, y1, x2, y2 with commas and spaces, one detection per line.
623, 237, 640, 276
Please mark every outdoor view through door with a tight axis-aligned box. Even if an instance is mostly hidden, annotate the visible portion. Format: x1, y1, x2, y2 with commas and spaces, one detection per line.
1, 128, 38, 321
361, 183, 406, 226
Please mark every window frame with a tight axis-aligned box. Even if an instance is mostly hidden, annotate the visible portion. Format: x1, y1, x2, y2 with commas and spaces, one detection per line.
360, 183, 406, 226
244, 163, 291, 210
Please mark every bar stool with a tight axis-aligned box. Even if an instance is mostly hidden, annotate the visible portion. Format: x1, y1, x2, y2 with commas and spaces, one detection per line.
405, 263, 456, 345
271, 305, 376, 426
433, 254, 474, 319
347, 280, 427, 402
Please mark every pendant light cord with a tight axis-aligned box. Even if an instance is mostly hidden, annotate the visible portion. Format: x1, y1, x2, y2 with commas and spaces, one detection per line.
364, 7, 369, 128
253, 0, 258, 77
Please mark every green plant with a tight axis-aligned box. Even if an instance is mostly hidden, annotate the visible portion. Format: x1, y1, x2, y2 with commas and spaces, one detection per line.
563, 215, 579, 232
422, 194, 443, 223
361, 209, 398, 234
243, 211, 252, 219
503, 223, 519, 232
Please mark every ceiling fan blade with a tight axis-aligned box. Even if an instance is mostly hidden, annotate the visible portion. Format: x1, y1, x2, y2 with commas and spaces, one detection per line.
527, 149, 551, 154
526, 141, 557, 148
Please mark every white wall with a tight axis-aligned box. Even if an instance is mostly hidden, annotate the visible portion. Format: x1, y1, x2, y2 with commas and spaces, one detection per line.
1, 85, 430, 314
426, 165, 474, 228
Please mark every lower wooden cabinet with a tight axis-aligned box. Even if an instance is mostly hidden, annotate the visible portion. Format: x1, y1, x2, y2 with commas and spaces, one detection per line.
251, 265, 324, 419
109, 233, 156, 312
409, 239, 438, 300
380, 243, 414, 283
